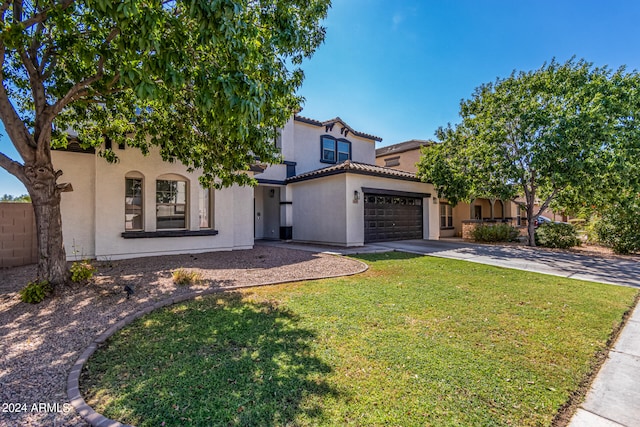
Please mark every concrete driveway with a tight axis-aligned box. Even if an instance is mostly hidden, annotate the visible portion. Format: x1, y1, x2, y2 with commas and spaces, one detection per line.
371, 239, 640, 288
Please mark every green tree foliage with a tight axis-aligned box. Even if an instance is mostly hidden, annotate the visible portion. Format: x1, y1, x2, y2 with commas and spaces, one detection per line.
418, 58, 640, 246
0, 0, 329, 284
595, 195, 640, 254
1, 193, 30, 201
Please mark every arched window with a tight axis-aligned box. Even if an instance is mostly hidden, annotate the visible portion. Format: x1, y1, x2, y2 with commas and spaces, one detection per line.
125, 171, 144, 231
156, 174, 188, 229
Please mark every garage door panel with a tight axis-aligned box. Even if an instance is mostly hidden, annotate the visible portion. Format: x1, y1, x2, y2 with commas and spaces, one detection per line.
364, 193, 423, 243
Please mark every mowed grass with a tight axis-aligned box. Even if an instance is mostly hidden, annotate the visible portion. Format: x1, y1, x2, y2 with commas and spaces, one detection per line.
81, 253, 638, 426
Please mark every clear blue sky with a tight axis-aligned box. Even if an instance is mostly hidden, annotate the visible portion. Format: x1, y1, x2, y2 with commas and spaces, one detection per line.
2, 0, 640, 196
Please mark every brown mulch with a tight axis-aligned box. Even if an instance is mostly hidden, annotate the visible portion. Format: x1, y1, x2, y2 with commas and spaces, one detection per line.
0, 246, 367, 427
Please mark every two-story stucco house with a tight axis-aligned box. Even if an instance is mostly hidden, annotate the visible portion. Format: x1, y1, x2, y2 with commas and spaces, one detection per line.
254, 115, 439, 246
52, 114, 439, 261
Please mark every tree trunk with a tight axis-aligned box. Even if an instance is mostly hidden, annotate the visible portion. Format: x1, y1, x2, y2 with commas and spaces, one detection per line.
526, 198, 536, 247
26, 164, 68, 285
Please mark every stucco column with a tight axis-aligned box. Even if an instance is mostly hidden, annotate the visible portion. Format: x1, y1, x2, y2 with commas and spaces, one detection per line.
489, 198, 495, 220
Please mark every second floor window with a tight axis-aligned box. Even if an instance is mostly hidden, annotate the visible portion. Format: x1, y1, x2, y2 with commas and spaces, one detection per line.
321, 135, 351, 163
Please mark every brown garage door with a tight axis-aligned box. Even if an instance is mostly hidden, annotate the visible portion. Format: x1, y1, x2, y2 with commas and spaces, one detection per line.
364, 194, 423, 242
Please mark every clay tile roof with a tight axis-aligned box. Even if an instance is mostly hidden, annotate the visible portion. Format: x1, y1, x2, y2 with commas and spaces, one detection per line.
286, 160, 420, 183
293, 114, 383, 142
375, 139, 433, 157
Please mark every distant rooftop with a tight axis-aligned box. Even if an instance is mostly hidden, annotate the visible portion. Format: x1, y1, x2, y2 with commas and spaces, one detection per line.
375, 139, 432, 157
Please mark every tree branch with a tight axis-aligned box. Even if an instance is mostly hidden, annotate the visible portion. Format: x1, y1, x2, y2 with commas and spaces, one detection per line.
0, 151, 27, 184
20, 0, 75, 30
29, 21, 45, 70
0, 44, 37, 162
49, 27, 121, 118
0, 0, 11, 15
17, 44, 47, 114
536, 186, 564, 218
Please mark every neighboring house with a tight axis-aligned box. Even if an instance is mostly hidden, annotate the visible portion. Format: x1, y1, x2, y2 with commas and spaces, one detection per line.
375, 139, 431, 172
375, 140, 524, 238
52, 114, 439, 261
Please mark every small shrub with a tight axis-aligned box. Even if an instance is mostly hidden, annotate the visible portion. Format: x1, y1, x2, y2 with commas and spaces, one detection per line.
19, 280, 52, 304
471, 223, 519, 243
172, 268, 202, 286
70, 260, 96, 282
535, 222, 581, 248
568, 218, 586, 227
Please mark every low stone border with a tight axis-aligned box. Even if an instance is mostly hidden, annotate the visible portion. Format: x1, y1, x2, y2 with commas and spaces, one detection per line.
67, 258, 369, 427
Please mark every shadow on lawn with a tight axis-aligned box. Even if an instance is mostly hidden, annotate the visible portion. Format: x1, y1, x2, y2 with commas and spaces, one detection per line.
82, 292, 341, 427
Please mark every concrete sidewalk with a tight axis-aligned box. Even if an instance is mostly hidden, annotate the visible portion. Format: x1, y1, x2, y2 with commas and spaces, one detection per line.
257, 239, 640, 426
569, 301, 640, 426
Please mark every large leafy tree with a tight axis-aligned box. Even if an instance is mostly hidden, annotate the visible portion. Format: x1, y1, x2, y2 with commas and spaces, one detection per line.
0, 0, 329, 284
418, 58, 640, 246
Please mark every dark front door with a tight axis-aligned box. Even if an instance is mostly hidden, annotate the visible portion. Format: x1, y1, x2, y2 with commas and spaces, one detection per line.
364, 194, 423, 242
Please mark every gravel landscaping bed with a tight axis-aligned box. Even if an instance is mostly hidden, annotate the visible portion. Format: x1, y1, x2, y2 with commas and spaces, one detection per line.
0, 245, 367, 427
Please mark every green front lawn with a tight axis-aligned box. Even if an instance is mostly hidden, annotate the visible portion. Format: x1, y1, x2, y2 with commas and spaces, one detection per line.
81, 253, 637, 426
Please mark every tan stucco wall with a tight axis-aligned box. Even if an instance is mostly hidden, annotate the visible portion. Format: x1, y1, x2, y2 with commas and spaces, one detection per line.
53, 147, 254, 261
375, 149, 423, 173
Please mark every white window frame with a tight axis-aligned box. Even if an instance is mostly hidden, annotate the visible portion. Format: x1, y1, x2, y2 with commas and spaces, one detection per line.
440, 203, 453, 228
156, 177, 188, 230
199, 186, 214, 229
125, 173, 144, 231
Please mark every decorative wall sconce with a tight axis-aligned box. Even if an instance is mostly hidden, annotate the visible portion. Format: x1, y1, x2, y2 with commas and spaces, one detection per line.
353, 190, 360, 203
433, 197, 438, 204
269, 189, 275, 198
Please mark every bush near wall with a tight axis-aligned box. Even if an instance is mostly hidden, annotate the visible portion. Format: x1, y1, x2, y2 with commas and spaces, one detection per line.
471, 223, 520, 243
535, 222, 581, 249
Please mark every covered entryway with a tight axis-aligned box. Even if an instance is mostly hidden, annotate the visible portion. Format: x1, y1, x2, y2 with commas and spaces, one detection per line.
254, 185, 281, 240
364, 192, 423, 242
